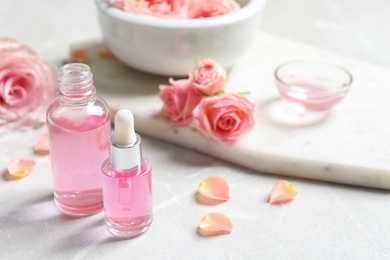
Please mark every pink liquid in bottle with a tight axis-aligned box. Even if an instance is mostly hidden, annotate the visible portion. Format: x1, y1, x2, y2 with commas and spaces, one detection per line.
47, 115, 111, 216
102, 157, 152, 238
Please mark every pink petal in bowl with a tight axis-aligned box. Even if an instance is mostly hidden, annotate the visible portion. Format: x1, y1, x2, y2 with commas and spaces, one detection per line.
197, 176, 230, 203
198, 213, 233, 237
7, 159, 36, 178
269, 180, 298, 204
34, 133, 50, 155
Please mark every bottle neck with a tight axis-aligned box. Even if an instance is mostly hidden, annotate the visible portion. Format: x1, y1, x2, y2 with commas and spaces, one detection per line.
57, 63, 96, 105
110, 134, 142, 171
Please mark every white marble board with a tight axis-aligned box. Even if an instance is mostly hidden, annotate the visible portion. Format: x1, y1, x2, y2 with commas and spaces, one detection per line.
72, 32, 390, 190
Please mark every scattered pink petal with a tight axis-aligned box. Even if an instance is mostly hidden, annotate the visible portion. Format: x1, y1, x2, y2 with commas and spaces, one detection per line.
34, 133, 50, 155
198, 176, 230, 202
7, 159, 36, 178
198, 213, 233, 237
71, 48, 88, 63
269, 180, 298, 204
99, 45, 116, 59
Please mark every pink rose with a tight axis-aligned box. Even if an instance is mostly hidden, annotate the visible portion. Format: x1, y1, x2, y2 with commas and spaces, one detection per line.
159, 78, 202, 125
193, 93, 255, 143
110, 0, 190, 19
188, 0, 240, 19
0, 38, 57, 135
189, 59, 227, 96
0, 38, 37, 56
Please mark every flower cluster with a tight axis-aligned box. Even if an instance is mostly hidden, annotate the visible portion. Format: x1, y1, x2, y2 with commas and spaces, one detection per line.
0, 38, 57, 135
110, 0, 240, 19
159, 59, 255, 144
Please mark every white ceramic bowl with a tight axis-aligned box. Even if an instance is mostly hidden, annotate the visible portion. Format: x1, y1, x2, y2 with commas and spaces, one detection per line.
95, 0, 266, 76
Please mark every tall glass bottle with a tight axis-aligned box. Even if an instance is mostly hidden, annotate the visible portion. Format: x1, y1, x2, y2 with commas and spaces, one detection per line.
46, 63, 111, 216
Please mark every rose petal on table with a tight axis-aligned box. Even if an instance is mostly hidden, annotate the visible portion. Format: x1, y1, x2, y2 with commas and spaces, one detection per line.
99, 44, 116, 59
269, 180, 298, 204
198, 213, 233, 237
7, 159, 36, 178
70, 48, 88, 63
34, 133, 50, 155
198, 176, 230, 202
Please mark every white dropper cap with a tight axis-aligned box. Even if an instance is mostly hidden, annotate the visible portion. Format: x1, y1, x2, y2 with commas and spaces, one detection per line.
110, 109, 141, 170
113, 109, 137, 147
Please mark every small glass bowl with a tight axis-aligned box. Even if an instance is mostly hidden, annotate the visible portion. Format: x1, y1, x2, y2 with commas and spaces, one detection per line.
275, 61, 353, 114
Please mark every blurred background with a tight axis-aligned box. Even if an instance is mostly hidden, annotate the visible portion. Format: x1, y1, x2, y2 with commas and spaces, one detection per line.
0, 0, 389, 67
262, 0, 389, 67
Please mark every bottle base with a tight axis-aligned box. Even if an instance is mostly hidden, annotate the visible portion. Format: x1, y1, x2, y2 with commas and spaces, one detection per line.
105, 216, 152, 238
54, 190, 103, 217
54, 198, 103, 217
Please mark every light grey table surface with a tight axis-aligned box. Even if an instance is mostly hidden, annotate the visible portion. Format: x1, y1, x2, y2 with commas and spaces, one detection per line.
1, 1, 390, 259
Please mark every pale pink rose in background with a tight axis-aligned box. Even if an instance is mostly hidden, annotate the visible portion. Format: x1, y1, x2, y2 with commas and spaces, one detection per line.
0, 38, 57, 135
189, 59, 227, 96
188, 0, 240, 19
159, 78, 202, 125
110, 0, 190, 19
193, 93, 255, 143
0, 38, 37, 56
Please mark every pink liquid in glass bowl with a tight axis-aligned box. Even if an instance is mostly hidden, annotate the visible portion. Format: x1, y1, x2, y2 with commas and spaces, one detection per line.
275, 61, 353, 113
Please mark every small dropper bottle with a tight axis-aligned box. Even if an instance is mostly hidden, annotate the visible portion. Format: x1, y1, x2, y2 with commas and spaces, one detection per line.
101, 109, 152, 238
